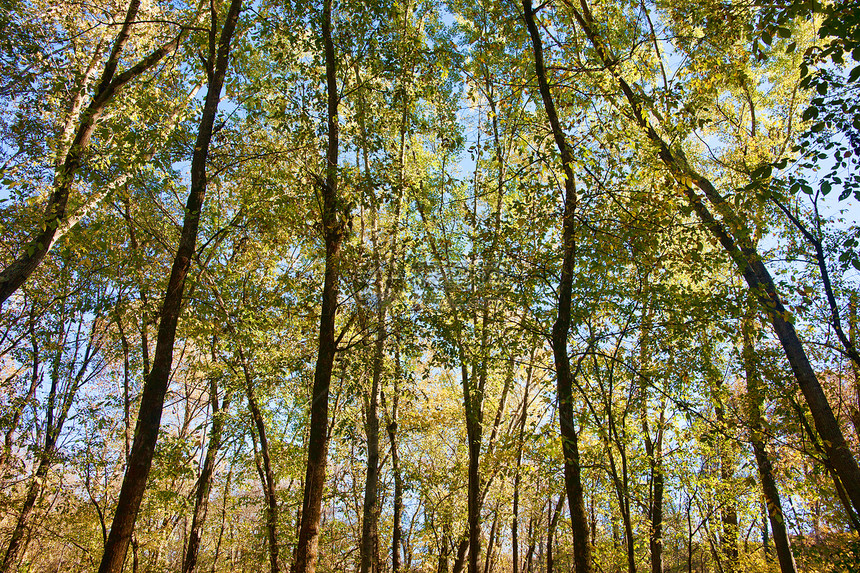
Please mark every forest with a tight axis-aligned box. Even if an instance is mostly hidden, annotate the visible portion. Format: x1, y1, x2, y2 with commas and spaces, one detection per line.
0, 0, 859, 571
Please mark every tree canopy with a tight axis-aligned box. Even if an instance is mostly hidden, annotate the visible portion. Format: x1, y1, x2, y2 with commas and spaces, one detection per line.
0, 0, 858, 572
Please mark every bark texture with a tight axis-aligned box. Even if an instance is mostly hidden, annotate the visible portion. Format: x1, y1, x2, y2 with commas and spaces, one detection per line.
182, 379, 231, 573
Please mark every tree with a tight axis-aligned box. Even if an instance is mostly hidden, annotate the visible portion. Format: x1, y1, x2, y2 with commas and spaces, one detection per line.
0, 0, 191, 305
97, 1, 244, 569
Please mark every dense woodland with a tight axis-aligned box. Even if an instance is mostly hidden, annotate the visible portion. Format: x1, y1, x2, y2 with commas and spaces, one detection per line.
0, 0, 859, 571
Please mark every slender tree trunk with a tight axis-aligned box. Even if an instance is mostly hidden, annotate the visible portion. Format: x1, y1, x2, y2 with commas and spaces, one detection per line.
241, 354, 280, 573
483, 503, 499, 573
743, 319, 797, 573
451, 535, 469, 573
437, 531, 450, 573
1, 437, 55, 572
97, 2, 243, 569
461, 359, 483, 573
709, 354, 738, 573
849, 295, 860, 442
648, 435, 664, 573
0, 321, 39, 473
547, 494, 565, 573
512, 351, 534, 573
523, 3, 590, 571
182, 377, 231, 573
385, 345, 404, 573
293, 2, 343, 571
638, 292, 665, 573
361, 332, 382, 573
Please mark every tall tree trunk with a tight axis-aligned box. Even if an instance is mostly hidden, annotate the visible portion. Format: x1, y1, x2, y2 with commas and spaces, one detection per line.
743, 318, 798, 573
182, 376, 231, 573
562, 0, 860, 516
97, 2, 243, 569
462, 359, 483, 573
546, 494, 565, 573
241, 353, 280, 573
707, 348, 738, 573
523, 3, 591, 571
451, 535, 469, 573
0, 0, 186, 305
385, 345, 404, 573
512, 347, 534, 573
638, 290, 665, 573
293, 2, 343, 571
361, 331, 382, 573
849, 295, 860, 442
357, 49, 406, 572
1, 434, 55, 571
483, 503, 500, 573
647, 428, 665, 573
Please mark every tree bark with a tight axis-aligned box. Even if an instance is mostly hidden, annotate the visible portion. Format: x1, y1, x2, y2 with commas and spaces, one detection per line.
512, 348, 534, 573
546, 494, 565, 573
360, 272, 383, 573
743, 318, 798, 573
293, 2, 343, 571
0, 317, 40, 474
523, 3, 591, 572
96, 1, 243, 569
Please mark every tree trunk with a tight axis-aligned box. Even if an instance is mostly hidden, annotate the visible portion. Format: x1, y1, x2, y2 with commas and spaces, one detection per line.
385, 345, 404, 573
361, 332, 382, 573
523, 3, 591, 571
2, 308, 101, 573
547, 494, 565, 573
242, 355, 280, 573
512, 349, 534, 573
743, 318, 798, 573
483, 503, 499, 573
451, 535, 469, 573
1, 437, 54, 572
182, 377, 231, 573
462, 360, 483, 573
96, 2, 243, 569
0, 320, 39, 473
708, 350, 738, 573
293, 2, 343, 571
